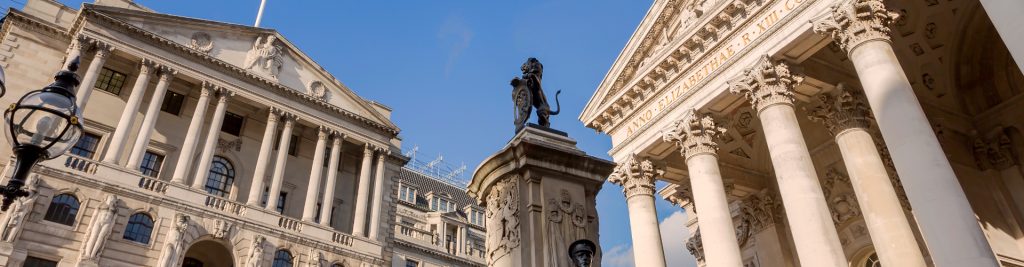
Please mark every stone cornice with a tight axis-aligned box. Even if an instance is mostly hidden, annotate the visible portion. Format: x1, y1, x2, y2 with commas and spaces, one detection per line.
0, 9, 70, 42
75, 6, 400, 137
582, 0, 758, 131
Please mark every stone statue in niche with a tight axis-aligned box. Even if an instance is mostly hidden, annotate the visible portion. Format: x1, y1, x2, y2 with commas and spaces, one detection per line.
189, 32, 214, 53
308, 81, 328, 101
80, 195, 119, 261
244, 35, 284, 80
511, 58, 561, 131
246, 236, 266, 267
157, 214, 189, 267
0, 175, 38, 243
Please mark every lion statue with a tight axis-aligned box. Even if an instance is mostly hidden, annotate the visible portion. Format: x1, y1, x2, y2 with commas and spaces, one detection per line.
511, 57, 561, 131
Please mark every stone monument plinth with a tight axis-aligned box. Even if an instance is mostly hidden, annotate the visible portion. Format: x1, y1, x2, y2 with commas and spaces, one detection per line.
469, 125, 614, 267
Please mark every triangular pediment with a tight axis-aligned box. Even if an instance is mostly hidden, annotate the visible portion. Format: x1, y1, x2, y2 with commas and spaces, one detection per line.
86, 5, 396, 131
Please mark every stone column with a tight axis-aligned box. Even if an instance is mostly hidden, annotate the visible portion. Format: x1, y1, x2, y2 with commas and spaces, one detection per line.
63, 35, 89, 71
77, 42, 114, 111
351, 144, 375, 236
807, 85, 927, 267
302, 127, 330, 222
265, 114, 297, 212
368, 149, 388, 239
103, 59, 155, 164
191, 89, 233, 191
246, 108, 281, 206
171, 83, 213, 184
813, 2, 998, 266
125, 66, 176, 169
728, 55, 846, 267
320, 133, 344, 226
608, 154, 668, 267
662, 110, 743, 267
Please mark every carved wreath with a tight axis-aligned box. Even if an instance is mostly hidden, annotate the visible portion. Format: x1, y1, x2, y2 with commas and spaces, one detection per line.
308, 81, 328, 101
189, 32, 214, 53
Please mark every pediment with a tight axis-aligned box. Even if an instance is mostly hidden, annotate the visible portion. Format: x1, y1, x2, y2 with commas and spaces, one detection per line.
86, 5, 395, 130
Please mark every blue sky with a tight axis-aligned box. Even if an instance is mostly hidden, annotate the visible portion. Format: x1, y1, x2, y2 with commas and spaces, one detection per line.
43, 1, 696, 266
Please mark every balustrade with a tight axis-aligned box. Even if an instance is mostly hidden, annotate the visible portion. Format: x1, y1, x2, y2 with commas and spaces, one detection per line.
278, 216, 303, 232
204, 195, 246, 216
137, 176, 168, 194
63, 154, 98, 174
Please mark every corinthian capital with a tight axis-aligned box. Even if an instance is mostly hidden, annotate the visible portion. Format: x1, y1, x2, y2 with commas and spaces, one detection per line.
727, 56, 803, 112
662, 109, 726, 160
806, 83, 873, 136
812, 0, 900, 52
609, 154, 663, 199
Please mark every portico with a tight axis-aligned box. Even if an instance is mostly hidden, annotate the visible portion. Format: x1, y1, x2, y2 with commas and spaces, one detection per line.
582, 0, 1024, 266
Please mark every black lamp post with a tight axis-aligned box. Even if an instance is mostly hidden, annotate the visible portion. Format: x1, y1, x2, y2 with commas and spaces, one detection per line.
0, 57, 84, 210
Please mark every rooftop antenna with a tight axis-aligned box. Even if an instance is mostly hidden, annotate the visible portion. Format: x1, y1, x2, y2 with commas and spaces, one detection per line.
403, 145, 419, 161
426, 154, 443, 169
254, 0, 268, 27
445, 163, 467, 180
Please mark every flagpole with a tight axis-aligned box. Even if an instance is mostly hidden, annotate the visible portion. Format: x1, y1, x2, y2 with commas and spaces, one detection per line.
254, 0, 268, 27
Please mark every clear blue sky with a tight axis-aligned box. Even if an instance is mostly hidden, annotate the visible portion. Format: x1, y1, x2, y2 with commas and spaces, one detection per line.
42, 1, 695, 266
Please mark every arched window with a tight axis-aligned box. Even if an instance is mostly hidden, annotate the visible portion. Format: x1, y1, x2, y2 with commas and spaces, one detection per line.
864, 252, 881, 267
123, 213, 155, 244
44, 194, 80, 226
272, 250, 293, 267
205, 156, 235, 197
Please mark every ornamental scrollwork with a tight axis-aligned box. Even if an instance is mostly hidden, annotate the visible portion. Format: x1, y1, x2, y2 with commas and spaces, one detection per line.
608, 154, 663, 199
812, 0, 900, 52
662, 109, 726, 160
806, 83, 873, 136
727, 55, 803, 112
189, 32, 214, 53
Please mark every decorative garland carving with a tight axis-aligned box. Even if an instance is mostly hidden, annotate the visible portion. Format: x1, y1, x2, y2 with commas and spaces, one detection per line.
662, 109, 726, 160
823, 168, 860, 226
188, 32, 214, 53
308, 81, 329, 101
812, 0, 900, 52
609, 154, 663, 199
485, 177, 520, 265
806, 83, 873, 136
686, 228, 705, 262
738, 189, 779, 235
727, 55, 803, 113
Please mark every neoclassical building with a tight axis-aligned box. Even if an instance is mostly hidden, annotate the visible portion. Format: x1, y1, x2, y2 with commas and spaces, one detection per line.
391, 162, 486, 267
582, 0, 1024, 267
0, 0, 411, 266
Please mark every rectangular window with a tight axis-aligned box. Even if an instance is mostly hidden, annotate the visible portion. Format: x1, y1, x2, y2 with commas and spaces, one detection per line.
161, 91, 186, 115
23, 256, 58, 267
70, 132, 101, 158
405, 259, 419, 267
221, 112, 244, 136
398, 184, 417, 203
276, 192, 288, 213
139, 151, 164, 177
95, 67, 127, 95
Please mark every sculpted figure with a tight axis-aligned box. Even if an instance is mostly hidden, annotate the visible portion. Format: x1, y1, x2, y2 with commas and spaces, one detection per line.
157, 214, 189, 267
244, 35, 284, 79
81, 195, 119, 261
0, 175, 38, 242
511, 58, 561, 131
568, 239, 596, 267
246, 235, 266, 267
308, 248, 323, 267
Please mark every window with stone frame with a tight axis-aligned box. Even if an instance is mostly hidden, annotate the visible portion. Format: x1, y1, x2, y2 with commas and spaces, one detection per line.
70, 132, 101, 159
122, 213, 154, 244
161, 90, 186, 115
405, 259, 419, 267
430, 196, 456, 212
221, 112, 245, 136
43, 194, 80, 226
272, 250, 293, 267
398, 183, 417, 203
139, 151, 164, 178
23, 256, 58, 267
204, 156, 235, 197
94, 67, 127, 95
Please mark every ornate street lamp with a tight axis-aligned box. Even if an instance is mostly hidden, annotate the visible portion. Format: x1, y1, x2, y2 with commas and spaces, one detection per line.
0, 57, 84, 210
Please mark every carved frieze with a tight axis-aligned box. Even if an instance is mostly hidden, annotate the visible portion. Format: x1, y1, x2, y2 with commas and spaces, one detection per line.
662, 109, 726, 160
609, 154, 664, 199
217, 138, 243, 153
727, 55, 803, 113
738, 189, 780, 234
812, 0, 900, 52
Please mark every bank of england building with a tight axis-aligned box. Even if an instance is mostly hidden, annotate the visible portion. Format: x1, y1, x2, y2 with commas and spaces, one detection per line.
583, 0, 1024, 266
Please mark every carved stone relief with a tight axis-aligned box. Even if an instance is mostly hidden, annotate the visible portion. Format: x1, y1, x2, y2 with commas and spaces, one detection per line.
217, 138, 243, 153
485, 177, 520, 265
246, 235, 266, 267
0, 175, 39, 243
308, 81, 329, 101
544, 189, 589, 267
822, 168, 861, 226
80, 195, 119, 262
212, 219, 233, 240
189, 32, 214, 53
686, 228, 705, 263
243, 35, 284, 80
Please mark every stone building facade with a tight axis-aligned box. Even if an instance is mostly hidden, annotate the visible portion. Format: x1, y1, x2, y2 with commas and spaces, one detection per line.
0, 0, 409, 266
391, 167, 486, 267
582, 0, 1024, 267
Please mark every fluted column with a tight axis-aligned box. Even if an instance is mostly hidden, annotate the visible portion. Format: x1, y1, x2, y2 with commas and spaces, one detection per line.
103, 59, 155, 164
351, 144, 375, 236
77, 42, 114, 111
320, 133, 343, 226
662, 110, 743, 267
608, 155, 667, 267
813, 2, 998, 266
265, 114, 297, 212
126, 66, 176, 169
247, 108, 281, 206
807, 84, 926, 267
171, 83, 213, 184
191, 88, 233, 190
302, 127, 330, 222
368, 148, 388, 239
728, 56, 846, 267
